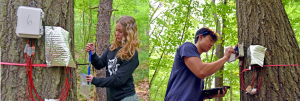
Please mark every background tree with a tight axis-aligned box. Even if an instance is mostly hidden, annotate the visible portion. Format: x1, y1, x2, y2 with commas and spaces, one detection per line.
213, 0, 227, 101
93, 0, 113, 100
236, 0, 300, 100
0, 0, 76, 100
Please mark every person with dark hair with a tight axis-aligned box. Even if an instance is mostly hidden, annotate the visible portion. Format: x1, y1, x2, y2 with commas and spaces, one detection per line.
164, 27, 235, 101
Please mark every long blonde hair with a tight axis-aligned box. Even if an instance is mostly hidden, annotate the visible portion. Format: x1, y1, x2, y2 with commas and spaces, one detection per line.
109, 16, 139, 61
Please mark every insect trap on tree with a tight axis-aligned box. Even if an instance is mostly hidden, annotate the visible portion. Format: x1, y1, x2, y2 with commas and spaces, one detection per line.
241, 45, 267, 95
45, 26, 76, 68
14, 5, 76, 100
246, 45, 267, 69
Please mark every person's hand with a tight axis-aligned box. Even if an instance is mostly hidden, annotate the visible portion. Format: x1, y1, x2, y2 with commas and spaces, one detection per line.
214, 87, 228, 98
224, 47, 235, 59
85, 43, 95, 54
86, 75, 94, 82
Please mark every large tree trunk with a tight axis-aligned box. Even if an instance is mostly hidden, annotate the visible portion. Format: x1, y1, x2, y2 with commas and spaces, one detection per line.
0, 0, 76, 101
236, 0, 300, 100
94, 0, 113, 100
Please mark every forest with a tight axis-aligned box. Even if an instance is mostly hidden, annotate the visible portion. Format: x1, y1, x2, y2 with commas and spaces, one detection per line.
0, 0, 300, 101
74, 0, 149, 100
0, 0, 149, 100
149, 0, 300, 100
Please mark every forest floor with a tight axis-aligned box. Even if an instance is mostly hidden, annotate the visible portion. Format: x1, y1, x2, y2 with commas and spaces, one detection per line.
135, 79, 149, 101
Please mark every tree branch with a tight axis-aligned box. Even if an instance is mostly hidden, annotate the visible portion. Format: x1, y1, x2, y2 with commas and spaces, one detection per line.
180, 0, 192, 44
89, 6, 98, 9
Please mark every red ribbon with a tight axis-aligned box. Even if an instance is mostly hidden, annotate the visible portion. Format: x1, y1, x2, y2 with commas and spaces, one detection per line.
0, 62, 47, 67
240, 62, 300, 93
262, 64, 300, 67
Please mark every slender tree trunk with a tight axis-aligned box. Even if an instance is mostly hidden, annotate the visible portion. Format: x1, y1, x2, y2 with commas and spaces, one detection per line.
213, 0, 224, 101
83, 0, 87, 63
230, 72, 233, 101
94, 0, 113, 100
205, 46, 215, 101
236, 0, 300, 100
0, 0, 76, 100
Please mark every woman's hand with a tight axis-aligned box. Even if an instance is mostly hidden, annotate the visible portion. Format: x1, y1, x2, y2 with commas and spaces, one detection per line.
85, 43, 95, 54
86, 75, 94, 82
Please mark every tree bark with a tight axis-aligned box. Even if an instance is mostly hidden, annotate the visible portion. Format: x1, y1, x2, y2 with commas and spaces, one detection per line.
0, 0, 76, 100
94, 0, 113, 100
236, 0, 300, 100
213, 0, 224, 101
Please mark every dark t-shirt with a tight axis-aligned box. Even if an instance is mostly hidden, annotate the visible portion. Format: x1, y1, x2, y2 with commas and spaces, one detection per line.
90, 45, 139, 101
165, 42, 204, 101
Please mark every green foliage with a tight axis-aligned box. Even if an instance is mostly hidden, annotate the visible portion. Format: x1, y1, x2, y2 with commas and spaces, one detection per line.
223, 61, 241, 101
150, 0, 300, 100
74, 0, 99, 75
133, 47, 149, 83
74, 0, 149, 100
150, 0, 207, 100
284, 0, 300, 45
110, 0, 150, 86
111, 0, 149, 48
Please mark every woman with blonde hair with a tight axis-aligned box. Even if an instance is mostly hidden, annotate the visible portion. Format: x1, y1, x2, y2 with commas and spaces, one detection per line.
85, 16, 140, 101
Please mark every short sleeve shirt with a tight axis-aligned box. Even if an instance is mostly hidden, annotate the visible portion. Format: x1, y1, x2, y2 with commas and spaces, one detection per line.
165, 42, 205, 101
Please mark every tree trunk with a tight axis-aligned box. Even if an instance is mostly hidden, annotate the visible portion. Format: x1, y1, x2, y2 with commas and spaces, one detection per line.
0, 0, 76, 100
230, 75, 233, 101
213, 0, 224, 101
83, 0, 87, 63
94, 0, 113, 100
236, 0, 300, 100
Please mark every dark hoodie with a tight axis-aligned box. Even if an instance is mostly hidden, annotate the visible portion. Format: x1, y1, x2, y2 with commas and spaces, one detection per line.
91, 45, 139, 101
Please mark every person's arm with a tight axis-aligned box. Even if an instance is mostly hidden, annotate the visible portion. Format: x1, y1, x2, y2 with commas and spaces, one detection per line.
91, 50, 139, 87
90, 45, 110, 70
184, 47, 234, 79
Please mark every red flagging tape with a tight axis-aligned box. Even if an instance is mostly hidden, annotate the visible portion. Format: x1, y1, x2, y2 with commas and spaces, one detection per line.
262, 64, 300, 67
252, 64, 300, 68
0, 62, 47, 67
239, 62, 300, 93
